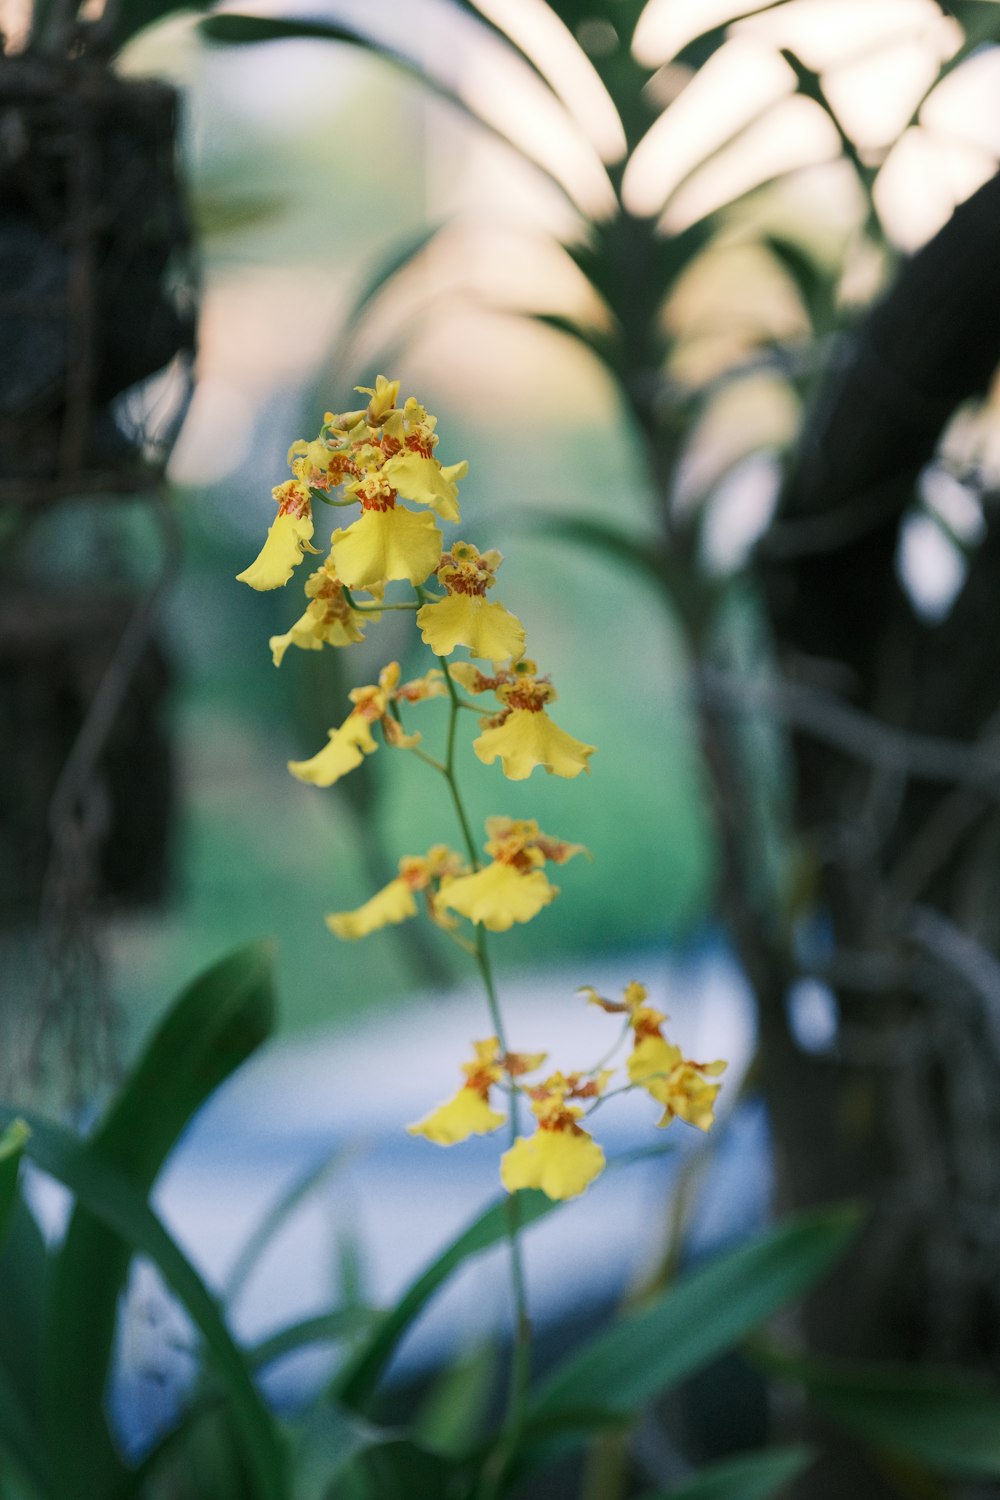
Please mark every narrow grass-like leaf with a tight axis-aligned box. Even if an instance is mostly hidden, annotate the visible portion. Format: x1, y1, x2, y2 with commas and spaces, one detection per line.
0, 1107, 286, 1500
45, 943, 276, 1500
0, 1120, 29, 1250
0, 1199, 47, 1478
250, 1308, 379, 1372
413, 1340, 498, 1458
531, 1206, 860, 1422
643, 1445, 815, 1500
767, 1349, 1000, 1479
226, 1147, 353, 1307
332, 1190, 556, 1412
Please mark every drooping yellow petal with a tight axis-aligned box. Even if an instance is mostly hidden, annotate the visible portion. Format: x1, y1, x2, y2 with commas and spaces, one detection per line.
417, 594, 526, 664
287, 714, 378, 787
382, 453, 467, 522
325, 876, 417, 940
474, 709, 596, 780
330, 507, 442, 589
440, 861, 556, 932
407, 1086, 506, 1145
500, 1127, 605, 1200
237, 511, 317, 591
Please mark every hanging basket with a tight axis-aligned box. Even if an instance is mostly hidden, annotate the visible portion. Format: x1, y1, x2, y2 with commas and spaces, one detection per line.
0, 51, 196, 501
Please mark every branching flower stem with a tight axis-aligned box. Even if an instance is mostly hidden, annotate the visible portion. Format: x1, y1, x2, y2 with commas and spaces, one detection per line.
389, 591, 530, 1492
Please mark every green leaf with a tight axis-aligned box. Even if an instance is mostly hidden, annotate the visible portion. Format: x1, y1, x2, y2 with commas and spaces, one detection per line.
776, 1352, 1000, 1479
226, 1146, 353, 1307
250, 1308, 379, 1372
0, 1131, 284, 1498
199, 14, 589, 212
0, 1199, 48, 1482
0, 1120, 29, 1250
643, 1445, 815, 1500
290, 1403, 455, 1500
45, 943, 276, 1500
332, 1190, 557, 1413
530, 1207, 860, 1423
412, 1341, 498, 1458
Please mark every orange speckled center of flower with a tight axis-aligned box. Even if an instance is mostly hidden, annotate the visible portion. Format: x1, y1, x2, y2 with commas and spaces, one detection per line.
358, 476, 397, 512
379, 434, 403, 457
502, 683, 552, 712
275, 480, 310, 519
405, 430, 436, 458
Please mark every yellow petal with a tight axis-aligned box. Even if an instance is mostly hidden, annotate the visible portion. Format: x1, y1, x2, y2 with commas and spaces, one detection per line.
330, 507, 442, 589
382, 453, 466, 522
408, 1086, 505, 1145
288, 714, 378, 787
627, 1035, 684, 1104
325, 876, 417, 940
236, 511, 317, 591
417, 595, 526, 664
440, 861, 556, 932
500, 1127, 605, 1200
269, 600, 365, 666
656, 1075, 723, 1133
474, 709, 596, 781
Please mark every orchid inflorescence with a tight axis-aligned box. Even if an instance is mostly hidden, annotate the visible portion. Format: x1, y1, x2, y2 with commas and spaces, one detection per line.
237, 376, 725, 1199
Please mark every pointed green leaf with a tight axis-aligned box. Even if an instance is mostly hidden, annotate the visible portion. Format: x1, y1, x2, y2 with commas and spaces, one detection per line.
45, 943, 276, 1500
531, 1207, 860, 1422
0, 1120, 29, 1250
332, 1190, 557, 1412
778, 1352, 1000, 1479
0, 1104, 286, 1500
643, 1445, 815, 1500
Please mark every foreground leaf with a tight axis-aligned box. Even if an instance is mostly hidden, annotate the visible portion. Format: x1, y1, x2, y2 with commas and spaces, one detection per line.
0, 1106, 286, 1500
0, 1120, 29, 1250
530, 1206, 860, 1422
332, 1190, 556, 1412
643, 1444, 814, 1500
770, 1350, 1000, 1479
45, 943, 276, 1500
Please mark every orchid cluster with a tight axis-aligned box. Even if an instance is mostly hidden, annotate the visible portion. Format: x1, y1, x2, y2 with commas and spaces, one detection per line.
237, 376, 725, 1200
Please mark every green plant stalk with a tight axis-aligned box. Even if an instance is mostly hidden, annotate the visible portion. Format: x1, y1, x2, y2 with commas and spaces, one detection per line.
425, 635, 532, 1494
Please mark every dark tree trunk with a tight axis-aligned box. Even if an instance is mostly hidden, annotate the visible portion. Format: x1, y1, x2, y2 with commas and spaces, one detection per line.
744, 170, 1000, 1496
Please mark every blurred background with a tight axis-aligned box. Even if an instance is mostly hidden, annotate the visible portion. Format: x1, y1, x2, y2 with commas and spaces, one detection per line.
5, 0, 1000, 1494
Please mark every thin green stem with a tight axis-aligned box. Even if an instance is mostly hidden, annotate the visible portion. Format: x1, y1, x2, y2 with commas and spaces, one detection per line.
342, 585, 419, 613
401, 615, 532, 1495
309, 488, 357, 507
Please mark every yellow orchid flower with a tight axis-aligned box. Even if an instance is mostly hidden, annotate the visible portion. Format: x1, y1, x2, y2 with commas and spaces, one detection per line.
236, 480, 318, 591
449, 659, 595, 781
327, 845, 465, 940
625, 1004, 727, 1132
417, 542, 526, 663
288, 662, 445, 787
501, 1074, 606, 1201
269, 561, 375, 666
439, 817, 586, 933
408, 1038, 507, 1144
